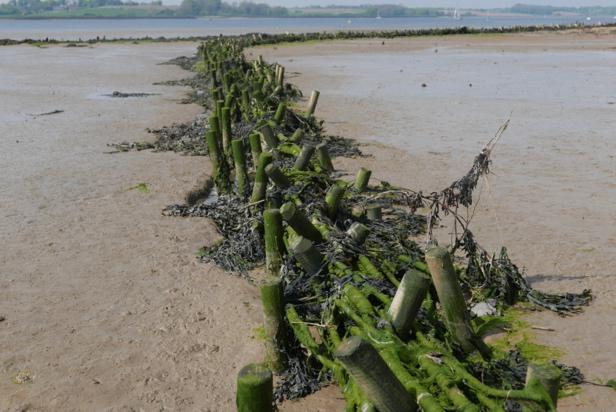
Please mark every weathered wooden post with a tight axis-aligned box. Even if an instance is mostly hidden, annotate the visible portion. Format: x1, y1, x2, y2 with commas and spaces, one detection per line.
425, 247, 491, 358
294, 144, 315, 171
280, 202, 323, 243
315, 143, 334, 173
346, 222, 369, 244
221, 106, 232, 155
289, 128, 304, 144
251, 152, 273, 202
205, 129, 231, 193
335, 336, 417, 412
265, 164, 291, 189
274, 102, 286, 124
231, 139, 248, 197
236, 363, 274, 412
260, 124, 279, 151
263, 208, 285, 276
366, 205, 382, 221
524, 364, 561, 411
249, 132, 262, 165
325, 183, 345, 220
290, 236, 323, 276
387, 269, 432, 339
260, 277, 285, 372
355, 167, 371, 192
307, 90, 320, 116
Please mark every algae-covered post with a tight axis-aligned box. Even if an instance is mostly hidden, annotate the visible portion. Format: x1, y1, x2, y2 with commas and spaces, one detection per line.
355, 167, 371, 192
251, 152, 273, 203
387, 269, 432, 339
325, 183, 345, 220
425, 247, 491, 358
280, 201, 324, 243
236, 363, 274, 412
335, 336, 417, 412
264, 164, 291, 189
525, 364, 561, 411
263, 208, 284, 276
293, 144, 315, 171
307, 89, 320, 116
290, 236, 323, 276
231, 138, 248, 197
259, 277, 285, 372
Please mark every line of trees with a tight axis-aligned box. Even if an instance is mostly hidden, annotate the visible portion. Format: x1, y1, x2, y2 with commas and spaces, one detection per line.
177, 0, 288, 17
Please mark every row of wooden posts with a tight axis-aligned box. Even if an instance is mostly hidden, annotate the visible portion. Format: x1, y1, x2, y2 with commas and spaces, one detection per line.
194, 42, 561, 412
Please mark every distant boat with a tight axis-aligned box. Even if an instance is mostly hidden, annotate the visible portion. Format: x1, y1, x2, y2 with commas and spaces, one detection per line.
586, 16, 592, 21
453, 8, 462, 20
376, 14, 382, 20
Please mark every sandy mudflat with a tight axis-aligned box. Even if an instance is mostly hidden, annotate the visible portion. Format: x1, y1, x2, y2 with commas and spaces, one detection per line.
252, 28, 616, 411
1, 29, 616, 411
0, 42, 269, 411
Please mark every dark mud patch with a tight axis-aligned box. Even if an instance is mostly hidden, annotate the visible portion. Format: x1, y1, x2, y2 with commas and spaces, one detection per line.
105, 91, 160, 98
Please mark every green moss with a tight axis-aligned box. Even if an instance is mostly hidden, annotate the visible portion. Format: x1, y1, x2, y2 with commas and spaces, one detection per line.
490, 306, 562, 364
194, 61, 207, 73
129, 182, 150, 193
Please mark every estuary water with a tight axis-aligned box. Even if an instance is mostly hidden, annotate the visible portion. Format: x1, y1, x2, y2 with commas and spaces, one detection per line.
0, 15, 605, 41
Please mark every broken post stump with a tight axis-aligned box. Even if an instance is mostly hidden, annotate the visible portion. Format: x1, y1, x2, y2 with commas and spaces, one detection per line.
236, 363, 274, 412
335, 336, 417, 412
388, 269, 431, 339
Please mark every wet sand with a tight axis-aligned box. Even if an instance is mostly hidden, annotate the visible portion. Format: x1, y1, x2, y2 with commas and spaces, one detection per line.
253, 29, 616, 411
2, 29, 615, 411
0, 42, 269, 410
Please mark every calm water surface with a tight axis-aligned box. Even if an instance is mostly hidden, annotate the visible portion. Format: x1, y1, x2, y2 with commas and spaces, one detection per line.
0, 16, 605, 41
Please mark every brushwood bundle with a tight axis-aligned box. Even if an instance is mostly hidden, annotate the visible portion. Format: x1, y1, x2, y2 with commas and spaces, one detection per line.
161, 38, 591, 411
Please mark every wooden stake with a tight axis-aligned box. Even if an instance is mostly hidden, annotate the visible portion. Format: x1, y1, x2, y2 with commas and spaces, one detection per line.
355, 167, 371, 192
248, 132, 262, 165
263, 209, 285, 276
294, 144, 315, 171
425, 247, 491, 358
260, 124, 279, 151
280, 202, 323, 243
221, 106, 232, 155
260, 277, 285, 372
251, 152, 273, 203
307, 90, 320, 116
205, 129, 231, 193
366, 205, 382, 221
388, 269, 431, 339
315, 143, 334, 173
265, 164, 291, 189
274, 102, 286, 125
236, 363, 274, 412
290, 236, 323, 276
325, 183, 345, 220
335, 336, 417, 412
289, 128, 304, 144
346, 222, 369, 244
231, 139, 248, 197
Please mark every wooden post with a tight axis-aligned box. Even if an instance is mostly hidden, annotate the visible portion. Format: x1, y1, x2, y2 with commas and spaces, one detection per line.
260, 277, 285, 372
251, 152, 273, 203
260, 124, 279, 151
524, 364, 561, 411
236, 363, 274, 412
216, 99, 224, 131
425, 247, 490, 358
209, 114, 221, 141
307, 90, 320, 116
366, 205, 382, 221
294, 144, 315, 171
290, 236, 323, 276
263, 209, 285, 276
335, 336, 417, 412
325, 183, 345, 220
221, 106, 232, 155
231, 139, 248, 197
274, 102, 286, 125
280, 201, 323, 243
205, 129, 231, 193
276, 65, 285, 87
289, 128, 304, 144
315, 143, 334, 173
355, 167, 371, 192
346, 222, 369, 244
388, 269, 431, 339
249, 132, 262, 165
265, 164, 291, 189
